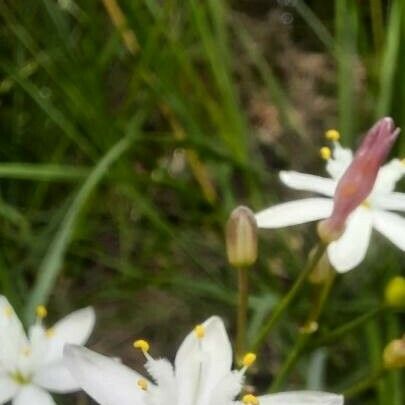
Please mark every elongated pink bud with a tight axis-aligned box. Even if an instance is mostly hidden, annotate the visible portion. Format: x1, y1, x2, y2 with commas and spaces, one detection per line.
318, 117, 400, 242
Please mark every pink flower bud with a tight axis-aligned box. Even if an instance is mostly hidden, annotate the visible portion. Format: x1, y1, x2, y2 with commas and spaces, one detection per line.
318, 117, 400, 242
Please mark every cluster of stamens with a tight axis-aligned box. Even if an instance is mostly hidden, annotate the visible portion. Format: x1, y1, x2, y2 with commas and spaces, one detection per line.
132, 323, 258, 403
320, 129, 341, 160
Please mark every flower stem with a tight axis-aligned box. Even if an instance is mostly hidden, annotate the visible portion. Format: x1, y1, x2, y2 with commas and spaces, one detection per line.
311, 306, 386, 348
251, 242, 327, 353
343, 367, 387, 398
370, 0, 384, 52
268, 271, 336, 392
236, 267, 248, 361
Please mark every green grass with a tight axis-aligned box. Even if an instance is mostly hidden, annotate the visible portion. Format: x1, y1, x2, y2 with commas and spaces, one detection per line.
0, 1, 404, 404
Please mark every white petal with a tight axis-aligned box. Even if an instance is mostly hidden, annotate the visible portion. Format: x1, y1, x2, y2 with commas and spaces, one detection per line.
256, 198, 333, 228
12, 385, 55, 405
326, 143, 353, 179
34, 361, 80, 393
371, 192, 405, 212
280, 171, 336, 197
373, 210, 405, 250
0, 296, 28, 371
45, 307, 95, 363
63, 345, 147, 405
259, 391, 344, 405
328, 208, 373, 273
371, 159, 405, 195
175, 316, 232, 405
0, 376, 18, 404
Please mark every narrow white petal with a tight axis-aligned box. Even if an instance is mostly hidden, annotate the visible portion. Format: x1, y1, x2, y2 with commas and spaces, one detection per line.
45, 307, 95, 363
328, 208, 373, 273
371, 159, 405, 195
371, 192, 405, 212
280, 171, 336, 196
175, 316, 232, 405
0, 297, 28, 371
0, 376, 18, 404
34, 361, 80, 393
256, 198, 333, 228
63, 345, 147, 405
12, 385, 55, 405
258, 391, 344, 405
373, 210, 405, 250
326, 143, 353, 180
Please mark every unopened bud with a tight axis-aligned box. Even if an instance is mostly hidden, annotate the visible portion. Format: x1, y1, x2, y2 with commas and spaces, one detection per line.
308, 248, 334, 284
385, 277, 405, 308
383, 336, 405, 369
226, 206, 258, 268
319, 117, 400, 242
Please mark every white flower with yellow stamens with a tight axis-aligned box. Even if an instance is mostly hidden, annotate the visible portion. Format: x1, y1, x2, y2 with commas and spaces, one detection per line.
0, 296, 95, 405
64, 316, 342, 405
256, 128, 405, 272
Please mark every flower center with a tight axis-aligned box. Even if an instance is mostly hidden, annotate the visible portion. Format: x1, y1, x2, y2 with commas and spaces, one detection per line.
9, 370, 31, 385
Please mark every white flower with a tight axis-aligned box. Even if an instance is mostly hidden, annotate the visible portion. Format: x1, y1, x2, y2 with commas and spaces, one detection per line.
64, 316, 343, 405
0, 295, 95, 405
256, 141, 405, 272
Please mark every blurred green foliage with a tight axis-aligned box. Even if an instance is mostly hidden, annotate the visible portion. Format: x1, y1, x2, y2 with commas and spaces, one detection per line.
0, 1, 404, 404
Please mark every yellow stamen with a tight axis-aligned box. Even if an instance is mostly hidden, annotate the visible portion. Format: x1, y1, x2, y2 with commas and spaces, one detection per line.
133, 339, 150, 353
21, 347, 31, 357
194, 324, 205, 339
36, 305, 47, 319
46, 328, 55, 338
242, 394, 259, 405
137, 378, 148, 391
361, 200, 371, 209
242, 352, 257, 367
325, 129, 340, 141
401, 158, 405, 166
3, 306, 13, 318
320, 146, 332, 160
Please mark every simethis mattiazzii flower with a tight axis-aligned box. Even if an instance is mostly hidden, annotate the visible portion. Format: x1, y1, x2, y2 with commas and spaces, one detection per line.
64, 316, 343, 405
0, 296, 95, 405
256, 117, 405, 272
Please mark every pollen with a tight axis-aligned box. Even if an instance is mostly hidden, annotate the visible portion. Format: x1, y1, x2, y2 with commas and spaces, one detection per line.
21, 347, 32, 357
133, 339, 150, 353
242, 352, 257, 367
36, 305, 48, 319
46, 328, 55, 338
137, 378, 148, 391
194, 324, 205, 339
3, 306, 13, 318
242, 394, 259, 405
320, 146, 332, 160
325, 129, 340, 141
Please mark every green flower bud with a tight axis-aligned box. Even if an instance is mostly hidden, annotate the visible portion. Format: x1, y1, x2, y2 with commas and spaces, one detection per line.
385, 276, 405, 308
383, 336, 405, 369
226, 206, 258, 268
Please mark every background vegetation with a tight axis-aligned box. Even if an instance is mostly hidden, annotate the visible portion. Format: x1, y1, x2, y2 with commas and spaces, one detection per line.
0, 0, 404, 404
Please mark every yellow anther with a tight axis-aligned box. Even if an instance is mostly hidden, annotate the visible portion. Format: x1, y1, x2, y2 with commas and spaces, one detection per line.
320, 146, 332, 160
36, 305, 47, 319
242, 394, 259, 405
242, 352, 257, 367
46, 328, 55, 338
137, 378, 148, 391
21, 347, 32, 357
3, 306, 13, 318
194, 324, 205, 339
325, 129, 340, 141
133, 339, 150, 353
401, 158, 405, 166
385, 277, 405, 308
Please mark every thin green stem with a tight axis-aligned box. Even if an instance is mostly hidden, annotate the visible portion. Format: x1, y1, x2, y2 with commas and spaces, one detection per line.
370, 0, 384, 52
236, 267, 249, 361
343, 368, 387, 398
311, 306, 386, 348
269, 271, 336, 392
251, 242, 327, 353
